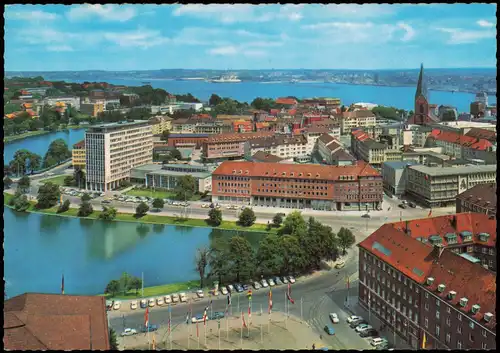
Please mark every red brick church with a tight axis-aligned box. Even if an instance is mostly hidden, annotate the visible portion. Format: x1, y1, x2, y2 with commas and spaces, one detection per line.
406, 64, 439, 125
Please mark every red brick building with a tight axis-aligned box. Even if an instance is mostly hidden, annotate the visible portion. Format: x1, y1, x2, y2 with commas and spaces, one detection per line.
202, 131, 275, 161
161, 133, 209, 148
212, 160, 382, 210
456, 183, 496, 220
407, 64, 439, 125
358, 214, 496, 350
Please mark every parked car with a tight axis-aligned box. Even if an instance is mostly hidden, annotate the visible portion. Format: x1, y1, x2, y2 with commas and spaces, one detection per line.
191, 314, 204, 324
253, 281, 262, 290
227, 284, 235, 293
288, 275, 296, 284
141, 324, 158, 333
221, 287, 228, 295
242, 284, 249, 291
268, 278, 275, 286
148, 298, 155, 307
261, 279, 269, 288
164, 295, 172, 304
196, 290, 204, 298
329, 313, 339, 324
409, 202, 416, 208
324, 325, 335, 335
356, 324, 373, 333
235, 284, 244, 293
350, 320, 368, 329
179, 292, 187, 302
209, 312, 225, 320
371, 338, 388, 347
140, 299, 147, 309
113, 301, 121, 310
121, 328, 137, 336
171, 294, 180, 303
361, 213, 371, 218
334, 261, 345, 269
398, 204, 407, 209
156, 297, 164, 306
360, 329, 379, 338
274, 277, 283, 285
281, 277, 289, 284
346, 315, 362, 323
102, 200, 112, 204
130, 301, 138, 310
201, 204, 210, 208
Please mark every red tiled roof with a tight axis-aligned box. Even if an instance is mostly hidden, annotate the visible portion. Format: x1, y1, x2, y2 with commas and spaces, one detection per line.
429, 129, 492, 151
288, 109, 297, 116
206, 131, 274, 143
4, 293, 110, 350
73, 140, 85, 149
456, 183, 496, 211
276, 98, 298, 105
270, 109, 280, 116
213, 160, 380, 180
464, 127, 496, 142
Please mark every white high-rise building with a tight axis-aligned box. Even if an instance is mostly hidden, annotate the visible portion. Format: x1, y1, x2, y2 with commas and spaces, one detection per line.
85, 120, 153, 192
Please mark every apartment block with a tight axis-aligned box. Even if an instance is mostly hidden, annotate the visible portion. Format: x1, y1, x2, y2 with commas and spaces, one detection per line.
42, 96, 81, 111
456, 183, 496, 219
244, 135, 309, 160
405, 164, 496, 208
316, 134, 355, 166
202, 132, 275, 161
171, 118, 231, 134
71, 140, 86, 169
85, 120, 153, 192
340, 110, 376, 135
358, 214, 496, 350
164, 133, 209, 149
212, 161, 383, 211
149, 115, 172, 135
381, 161, 420, 197
351, 129, 401, 166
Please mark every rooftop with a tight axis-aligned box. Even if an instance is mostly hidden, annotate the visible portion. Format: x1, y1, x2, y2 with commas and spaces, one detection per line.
429, 129, 493, 151
464, 127, 496, 142
248, 135, 307, 149
382, 160, 420, 170
73, 140, 85, 149
87, 120, 149, 132
250, 151, 284, 163
206, 131, 274, 143
456, 183, 496, 210
408, 164, 496, 177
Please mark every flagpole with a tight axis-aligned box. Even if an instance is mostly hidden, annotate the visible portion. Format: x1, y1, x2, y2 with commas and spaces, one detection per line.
188, 320, 190, 350
300, 297, 303, 321
197, 322, 200, 349
260, 304, 263, 316
141, 272, 144, 297
237, 294, 240, 315
226, 313, 229, 339
285, 290, 287, 329
260, 321, 263, 344
369, 291, 371, 323
204, 321, 207, 347
218, 319, 221, 350
240, 312, 243, 348
169, 306, 172, 350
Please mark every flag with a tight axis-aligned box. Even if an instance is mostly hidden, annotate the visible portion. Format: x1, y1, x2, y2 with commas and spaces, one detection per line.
242, 312, 247, 328
286, 283, 295, 304
346, 276, 350, 290
218, 318, 221, 330
227, 293, 231, 306
268, 289, 273, 314
422, 332, 427, 349
247, 289, 252, 299
152, 334, 156, 350
248, 305, 251, 319
144, 307, 149, 328
203, 307, 208, 325
428, 209, 432, 217
61, 274, 64, 295
186, 312, 190, 324
196, 321, 199, 337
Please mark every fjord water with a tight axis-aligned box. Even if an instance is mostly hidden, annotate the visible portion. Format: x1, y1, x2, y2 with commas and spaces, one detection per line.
4, 207, 265, 298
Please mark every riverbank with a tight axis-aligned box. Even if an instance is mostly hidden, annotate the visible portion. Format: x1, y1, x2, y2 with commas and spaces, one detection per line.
99, 280, 201, 300
3, 192, 275, 233
3, 125, 85, 144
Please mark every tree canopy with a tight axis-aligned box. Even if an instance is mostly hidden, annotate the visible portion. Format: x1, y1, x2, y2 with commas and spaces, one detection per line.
175, 175, 196, 200
42, 139, 71, 168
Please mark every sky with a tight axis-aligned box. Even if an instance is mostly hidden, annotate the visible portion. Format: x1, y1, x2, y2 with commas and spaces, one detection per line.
4, 4, 497, 71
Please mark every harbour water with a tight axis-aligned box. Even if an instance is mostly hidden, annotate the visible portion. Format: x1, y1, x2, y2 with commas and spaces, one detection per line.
3, 207, 266, 297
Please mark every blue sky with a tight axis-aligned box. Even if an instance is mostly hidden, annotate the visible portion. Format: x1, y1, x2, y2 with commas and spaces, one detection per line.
4, 4, 497, 71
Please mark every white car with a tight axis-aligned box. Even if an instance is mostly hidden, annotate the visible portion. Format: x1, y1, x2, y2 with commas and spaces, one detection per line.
164, 295, 172, 304
347, 315, 363, 323
157, 297, 164, 306
356, 324, 373, 333
201, 204, 210, 208
121, 328, 137, 337
268, 278, 275, 287
130, 301, 138, 310
148, 298, 155, 307
335, 261, 346, 269
179, 293, 187, 302
371, 338, 388, 347
113, 301, 121, 310
221, 287, 228, 295
172, 294, 180, 303
261, 279, 269, 288
329, 313, 339, 323
196, 290, 204, 298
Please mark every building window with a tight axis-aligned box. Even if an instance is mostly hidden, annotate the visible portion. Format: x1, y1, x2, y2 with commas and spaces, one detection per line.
446, 333, 451, 344
435, 299, 440, 307
482, 343, 487, 349
425, 303, 429, 311
436, 311, 440, 320
436, 325, 440, 337
457, 341, 462, 349
446, 317, 451, 326
469, 321, 474, 329
425, 292, 429, 299
408, 296, 412, 304
482, 330, 487, 337
457, 325, 462, 334
424, 317, 428, 328
447, 307, 451, 314
458, 314, 462, 321
469, 333, 474, 342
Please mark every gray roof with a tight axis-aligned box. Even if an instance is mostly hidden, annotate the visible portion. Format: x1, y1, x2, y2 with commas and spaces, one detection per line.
409, 164, 497, 176
383, 160, 420, 170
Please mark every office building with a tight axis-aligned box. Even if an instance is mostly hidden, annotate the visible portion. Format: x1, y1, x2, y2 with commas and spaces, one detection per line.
244, 135, 309, 160
80, 102, 105, 117
85, 120, 153, 192
148, 115, 172, 135
456, 183, 496, 219
202, 132, 275, 161
212, 161, 383, 211
340, 110, 377, 135
382, 161, 420, 197
72, 140, 86, 169
358, 214, 496, 350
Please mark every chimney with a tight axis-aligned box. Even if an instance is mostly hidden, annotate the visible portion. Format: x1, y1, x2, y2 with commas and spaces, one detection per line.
437, 284, 446, 293
484, 313, 493, 322
426, 277, 435, 286
448, 291, 457, 300
459, 297, 468, 307
471, 304, 480, 314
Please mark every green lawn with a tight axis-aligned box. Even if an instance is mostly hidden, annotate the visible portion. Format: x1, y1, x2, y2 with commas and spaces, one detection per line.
125, 189, 202, 201
99, 280, 202, 300
40, 175, 68, 186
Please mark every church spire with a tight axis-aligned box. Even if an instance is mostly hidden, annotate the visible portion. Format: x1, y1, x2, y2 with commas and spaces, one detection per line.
415, 63, 428, 100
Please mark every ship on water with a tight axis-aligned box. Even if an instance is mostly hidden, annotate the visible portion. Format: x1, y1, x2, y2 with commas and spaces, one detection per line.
211, 74, 242, 83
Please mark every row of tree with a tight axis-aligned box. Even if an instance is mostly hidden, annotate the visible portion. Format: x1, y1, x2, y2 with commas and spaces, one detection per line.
196, 211, 356, 286
105, 272, 143, 297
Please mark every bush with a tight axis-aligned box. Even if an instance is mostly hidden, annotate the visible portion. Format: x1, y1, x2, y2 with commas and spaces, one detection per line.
238, 208, 256, 227
207, 208, 222, 226
78, 201, 93, 217
99, 206, 117, 221
57, 199, 71, 213
135, 202, 150, 217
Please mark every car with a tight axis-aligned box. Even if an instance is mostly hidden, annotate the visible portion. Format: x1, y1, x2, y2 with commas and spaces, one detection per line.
361, 213, 371, 218
180, 292, 187, 302
288, 275, 296, 284
227, 284, 235, 293
346, 315, 362, 323
221, 287, 228, 295
148, 298, 156, 307
324, 325, 335, 335
235, 284, 244, 293
156, 297, 164, 306
281, 277, 289, 284
319, 347, 329, 351
242, 284, 249, 291
130, 301, 138, 310
113, 301, 121, 310
201, 204, 210, 208
350, 320, 368, 329
371, 338, 388, 347
171, 293, 180, 303
356, 324, 373, 333
141, 324, 158, 333
409, 202, 416, 208
164, 295, 172, 304
334, 261, 345, 269
209, 312, 225, 320
106, 301, 113, 311
172, 201, 180, 206
274, 277, 283, 286
261, 279, 269, 288
196, 290, 205, 298
398, 204, 407, 209
140, 299, 147, 308
211, 289, 220, 296
360, 329, 379, 338
226, 205, 235, 209
192, 314, 204, 324
121, 328, 137, 336
329, 313, 339, 323
253, 281, 261, 290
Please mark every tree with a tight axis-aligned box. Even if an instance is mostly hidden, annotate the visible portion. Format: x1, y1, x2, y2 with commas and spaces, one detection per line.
81, 193, 91, 202
337, 227, 356, 255
36, 182, 60, 209
272, 213, 283, 228
128, 276, 143, 295
299, 217, 335, 270
135, 202, 150, 217
109, 328, 118, 350
209, 93, 223, 106
74, 167, 86, 188
105, 279, 120, 297
57, 199, 71, 213
256, 234, 283, 277
17, 176, 31, 193
227, 236, 254, 283
42, 139, 71, 168
174, 175, 196, 200
194, 247, 210, 288
152, 198, 164, 211
13, 194, 30, 212
280, 211, 307, 237
280, 235, 307, 275
119, 272, 131, 295
3, 176, 13, 189
207, 208, 222, 226
251, 97, 277, 111
78, 201, 93, 217
99, 206, 117, 221
160, 129, 170, 142
238, 208, 256, 227
170, 148, 182, 160
9, 149, 42, 175
208, 243, 228, 285
64, 175, 75, 186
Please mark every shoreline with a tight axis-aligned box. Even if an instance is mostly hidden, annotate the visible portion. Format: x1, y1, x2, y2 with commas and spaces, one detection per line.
4, 125, 86, 144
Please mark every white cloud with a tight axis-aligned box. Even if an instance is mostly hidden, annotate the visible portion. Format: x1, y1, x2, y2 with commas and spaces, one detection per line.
397, 22, 416, 41
67, 4, 136, 22
307, 4, 394, 19
302, 22, 372, 30
208, 46, 238, 56
46, 45, 74, 52
208, 45, 268, 58
104, 28, 169, 49
436, 27, 496, 44
6, 9, 59, 21
477, 19, 495, 28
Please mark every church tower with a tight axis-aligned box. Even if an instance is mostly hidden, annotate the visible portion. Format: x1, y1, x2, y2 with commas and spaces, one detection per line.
407, 64, 436, 125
